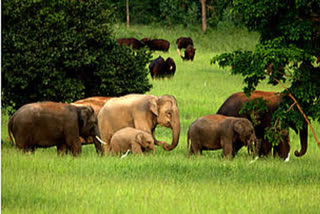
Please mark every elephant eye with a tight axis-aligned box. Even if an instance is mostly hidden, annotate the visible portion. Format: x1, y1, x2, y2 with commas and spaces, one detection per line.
166, 111, 172, 118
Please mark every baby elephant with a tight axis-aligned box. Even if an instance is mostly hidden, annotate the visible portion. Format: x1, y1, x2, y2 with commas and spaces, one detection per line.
110, 127, 155, 155
187, 114, 256, 159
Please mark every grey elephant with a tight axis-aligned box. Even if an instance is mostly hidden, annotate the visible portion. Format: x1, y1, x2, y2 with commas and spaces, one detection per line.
97, 94, 180, 153
8, 101, 100, 156
109, 127, 155, 155
187, 114, 257, 159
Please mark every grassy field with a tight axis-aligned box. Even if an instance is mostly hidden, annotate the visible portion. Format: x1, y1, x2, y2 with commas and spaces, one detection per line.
1, 24, 319, 214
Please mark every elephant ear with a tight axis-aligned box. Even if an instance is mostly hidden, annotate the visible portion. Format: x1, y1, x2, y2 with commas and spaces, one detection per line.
149, 97, 159, 116
233, 120, 245, 135
136, 133, 146, 147
79, 106, 93, 129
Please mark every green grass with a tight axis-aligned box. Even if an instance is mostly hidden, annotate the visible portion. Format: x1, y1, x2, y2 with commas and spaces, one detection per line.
2, 24, 319, 214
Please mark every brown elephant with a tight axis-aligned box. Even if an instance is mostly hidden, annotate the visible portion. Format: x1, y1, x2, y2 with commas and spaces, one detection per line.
72, 96, 113, 116
97, 94, 180, 153
187, 114, 256, 159
8, 101, 100, 156
217, 91, 300, 160
110, 127, 155, 155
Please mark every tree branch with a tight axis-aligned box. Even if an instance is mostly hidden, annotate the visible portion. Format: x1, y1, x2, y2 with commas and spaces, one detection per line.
271, 76, 320, 148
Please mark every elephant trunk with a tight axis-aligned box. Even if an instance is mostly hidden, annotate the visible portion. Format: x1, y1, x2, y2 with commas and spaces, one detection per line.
294, 123, 308, 157
164, 117, 181, 151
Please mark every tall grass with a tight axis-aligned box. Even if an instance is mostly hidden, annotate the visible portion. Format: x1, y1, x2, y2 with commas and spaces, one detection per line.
2, 24, 319, 214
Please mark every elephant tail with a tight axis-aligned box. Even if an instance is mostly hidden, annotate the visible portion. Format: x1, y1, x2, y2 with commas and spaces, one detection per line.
8, 114, 16, 146
186, 129, 190, 154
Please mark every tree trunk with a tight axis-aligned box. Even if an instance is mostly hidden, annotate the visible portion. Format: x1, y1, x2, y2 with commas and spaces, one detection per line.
126, 0, 129, 28
200, 0, 207, 33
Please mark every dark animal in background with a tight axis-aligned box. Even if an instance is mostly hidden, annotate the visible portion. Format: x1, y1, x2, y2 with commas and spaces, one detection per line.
217, 91, 296, 160
116, 38, 145, 49
142, 38, 170, 51
8, 102, 100, 156
181, 45, 196, 61
176, 37, 196, 61
176, 37, 194, 53
149, 56, 176, 79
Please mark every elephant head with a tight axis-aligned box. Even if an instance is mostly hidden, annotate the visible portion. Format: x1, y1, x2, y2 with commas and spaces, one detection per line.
149, 95, 181, 151
77, 106, 99, 139
136, 132, 155, 153
233, 118, 257, 148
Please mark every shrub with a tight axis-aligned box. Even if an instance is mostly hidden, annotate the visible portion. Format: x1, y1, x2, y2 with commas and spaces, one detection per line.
2, 0, 152, 110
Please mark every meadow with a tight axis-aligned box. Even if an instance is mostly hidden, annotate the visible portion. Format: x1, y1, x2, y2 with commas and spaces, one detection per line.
1, 24, 319, 214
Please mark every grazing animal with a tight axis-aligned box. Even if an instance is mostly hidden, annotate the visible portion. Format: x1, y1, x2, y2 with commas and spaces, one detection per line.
142, 38, 170, 51
109, 127, 155, 155
8, 102, 100, 156
187, 114, 257, 159
181, 45, 196, 61
176, 37, 194, 54
149, 56, 176, 79
116, 38, 145, 49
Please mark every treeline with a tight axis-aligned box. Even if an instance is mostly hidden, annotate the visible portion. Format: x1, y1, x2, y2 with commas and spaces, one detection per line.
112, 0, 243, 27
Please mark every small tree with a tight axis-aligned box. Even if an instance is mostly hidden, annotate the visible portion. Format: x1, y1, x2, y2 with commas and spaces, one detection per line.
2, 0, 152, 111
212, 0, 320, 154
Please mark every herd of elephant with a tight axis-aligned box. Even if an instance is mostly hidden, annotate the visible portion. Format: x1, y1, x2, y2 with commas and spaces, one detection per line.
8, 91, 308, 160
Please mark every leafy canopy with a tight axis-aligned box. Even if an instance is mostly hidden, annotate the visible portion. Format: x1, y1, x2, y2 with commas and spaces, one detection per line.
212, 0, 320, 142
2, 0, 152, 111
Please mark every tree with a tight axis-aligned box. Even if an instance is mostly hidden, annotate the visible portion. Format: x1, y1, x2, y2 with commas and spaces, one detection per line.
200, 0, 207, 32
212, 0, 320, 154
2, 0, 152, 111
126, 0, 130, 28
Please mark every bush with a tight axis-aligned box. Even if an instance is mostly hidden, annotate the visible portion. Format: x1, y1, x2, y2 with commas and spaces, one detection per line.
2, 0, 152, 110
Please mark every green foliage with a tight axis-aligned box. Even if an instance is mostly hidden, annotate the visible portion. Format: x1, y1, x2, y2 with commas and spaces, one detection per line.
239, 98, 269, 126
2, 0, 152, 110
212, 1, 320, 142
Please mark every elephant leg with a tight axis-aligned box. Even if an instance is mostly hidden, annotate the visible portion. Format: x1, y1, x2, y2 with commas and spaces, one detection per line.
66, 136, 81, 157
259, 139, 272, 157
131, 143, 143, 154
57, 144, 68, 155
222, 143, 233, 160
232, 140, 243, 157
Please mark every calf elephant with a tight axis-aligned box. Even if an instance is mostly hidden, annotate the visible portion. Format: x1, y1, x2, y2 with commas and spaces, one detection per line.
97, 94, 180, 153
187, 114, 256, 159
110, 127, 155, 155
217, 91, 301, 160
8, 101, 100, 156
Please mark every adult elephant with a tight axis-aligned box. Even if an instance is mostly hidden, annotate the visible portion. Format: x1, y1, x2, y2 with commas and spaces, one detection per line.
72, 96, 113, 116
97, 94, 180, 153
8, 101, 100, 156
217, 91, 307, 159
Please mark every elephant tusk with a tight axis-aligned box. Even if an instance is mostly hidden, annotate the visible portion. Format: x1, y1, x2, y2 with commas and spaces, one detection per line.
95, 136, 107, 145
121, 150, 131, 159
249, 156, 259, 164
284, 154, 290, 162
